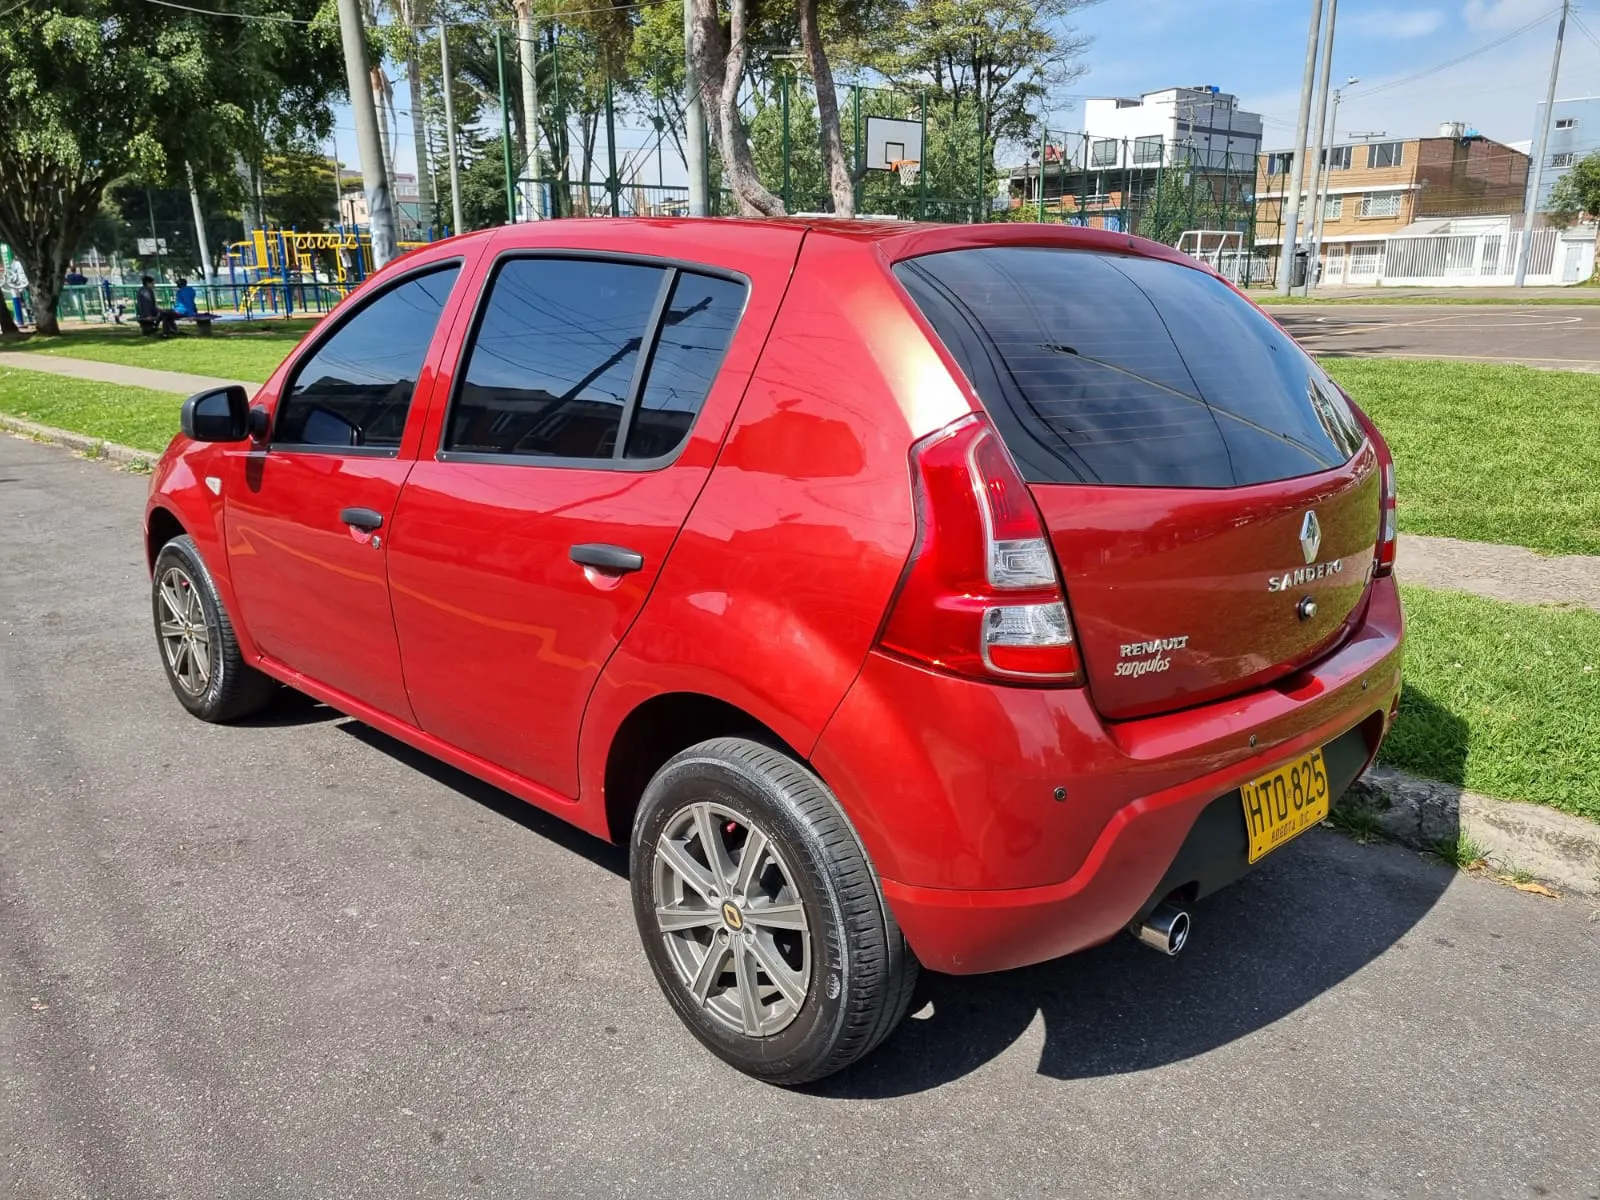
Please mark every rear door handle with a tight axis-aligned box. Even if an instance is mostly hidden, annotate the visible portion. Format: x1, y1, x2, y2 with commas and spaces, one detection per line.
339, 506, 384, 532
569, 543, 644, 574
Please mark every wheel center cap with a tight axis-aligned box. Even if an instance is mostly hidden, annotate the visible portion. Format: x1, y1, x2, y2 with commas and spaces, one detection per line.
720, 900, 745, 932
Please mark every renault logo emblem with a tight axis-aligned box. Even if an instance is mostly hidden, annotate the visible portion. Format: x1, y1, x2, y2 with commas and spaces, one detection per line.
1299, 511, 1322, 564
721, 901, 744, 931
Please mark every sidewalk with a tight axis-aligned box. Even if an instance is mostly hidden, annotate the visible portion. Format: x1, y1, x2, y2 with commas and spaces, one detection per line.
0, 351, 253, 397
1399, 533, 1600, 612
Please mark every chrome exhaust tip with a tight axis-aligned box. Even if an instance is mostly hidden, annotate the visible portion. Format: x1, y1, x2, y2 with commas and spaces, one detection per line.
1130, 903, 1191, 956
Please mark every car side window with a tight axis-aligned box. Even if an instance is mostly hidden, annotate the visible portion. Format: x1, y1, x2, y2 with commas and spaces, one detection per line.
444, 256, 746, 464
626, 273, 746, 459
274, 264, 461, 451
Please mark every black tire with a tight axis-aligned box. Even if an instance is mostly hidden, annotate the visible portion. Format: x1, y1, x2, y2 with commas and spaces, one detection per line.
151, 535, 276, 723
630, 737, 918, 1085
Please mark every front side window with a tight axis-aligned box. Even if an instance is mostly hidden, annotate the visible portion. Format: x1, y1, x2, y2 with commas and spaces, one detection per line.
1324, 145, 1352, 170
274, 265, 460, 450
1551, 152, 1576, 168
1133, 136, 1164, 165
1323, 195, 1344, 220
1091, 138, 1118, 167
444, 257, 746, 463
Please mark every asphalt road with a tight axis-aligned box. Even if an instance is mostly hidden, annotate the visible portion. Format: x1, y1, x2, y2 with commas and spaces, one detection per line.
3, 434, 1599, 1200
1265, 303, 1600, 370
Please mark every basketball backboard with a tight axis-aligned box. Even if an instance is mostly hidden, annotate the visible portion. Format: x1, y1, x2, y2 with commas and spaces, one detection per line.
863, 115, 925, 171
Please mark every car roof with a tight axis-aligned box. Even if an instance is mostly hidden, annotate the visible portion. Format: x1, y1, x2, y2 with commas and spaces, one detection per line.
398, 216, 1201, 278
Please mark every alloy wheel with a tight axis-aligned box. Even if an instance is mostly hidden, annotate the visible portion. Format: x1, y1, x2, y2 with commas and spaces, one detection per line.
651, 801, 812, 1037
156, 565, 212, 696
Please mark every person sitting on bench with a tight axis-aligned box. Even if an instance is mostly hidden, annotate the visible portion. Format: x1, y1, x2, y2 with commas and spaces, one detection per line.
172, 276, 199, 322
135, 276, 177, 336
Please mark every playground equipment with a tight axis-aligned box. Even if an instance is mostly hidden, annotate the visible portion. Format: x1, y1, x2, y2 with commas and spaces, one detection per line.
222, 227, 432, 316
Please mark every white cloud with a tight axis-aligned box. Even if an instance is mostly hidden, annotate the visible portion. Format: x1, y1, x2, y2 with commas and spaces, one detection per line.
1464, 0, 1553, 32
1345, 8, 1446, 38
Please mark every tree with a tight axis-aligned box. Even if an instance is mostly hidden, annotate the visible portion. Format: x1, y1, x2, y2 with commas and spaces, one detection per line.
689, 0, 785, 216
1547, 152, 1600, 238
797, 0, 855, 215
866, 0, 1099, 183
0, 0, 341, 334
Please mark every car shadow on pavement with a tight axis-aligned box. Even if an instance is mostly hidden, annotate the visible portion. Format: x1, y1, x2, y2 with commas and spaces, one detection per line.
324, 694, 1467, 1099
813, 832, 1459, 1098
234, 687, 345, 729
336, 721, 629, 879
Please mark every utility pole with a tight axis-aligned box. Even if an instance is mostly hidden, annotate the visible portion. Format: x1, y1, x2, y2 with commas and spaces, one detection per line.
1515, 0, 1569, 286
1278, 0, 1326, 295
335, 0, 396, 268
330, 134, 345, 230
1309, 78, 1357, 286
184, 162, 215, 288
439, 21, 466, 235
1297, 0, 1338, 294
684, 0, 709, 216
515, 0, 544, 218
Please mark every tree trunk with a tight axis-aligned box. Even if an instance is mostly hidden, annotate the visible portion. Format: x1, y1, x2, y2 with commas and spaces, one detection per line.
797, 0, 853, 217
403, 23, 434, 234
0, 175, 100, 337
689, 0, 784, 217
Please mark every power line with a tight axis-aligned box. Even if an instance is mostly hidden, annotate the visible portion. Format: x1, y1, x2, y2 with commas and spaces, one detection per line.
1571, 10, 1600, 54
1352, 7, 1560, 99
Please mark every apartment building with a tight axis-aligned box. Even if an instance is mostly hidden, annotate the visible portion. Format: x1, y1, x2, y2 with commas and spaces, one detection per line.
1008, 86, 1262, 231
1531, 96, 1600, 210
1254, 126, 1528, 284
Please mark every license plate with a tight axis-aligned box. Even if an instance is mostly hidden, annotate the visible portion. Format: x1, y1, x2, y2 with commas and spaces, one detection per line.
1241, 746, 1330, 864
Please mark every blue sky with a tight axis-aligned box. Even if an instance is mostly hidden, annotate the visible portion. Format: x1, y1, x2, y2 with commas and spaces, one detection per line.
1061, 0, 1600, 150
344, 0, 1600, 186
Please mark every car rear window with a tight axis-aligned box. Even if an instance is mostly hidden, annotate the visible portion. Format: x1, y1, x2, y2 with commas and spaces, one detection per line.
894, 247, 1364, 488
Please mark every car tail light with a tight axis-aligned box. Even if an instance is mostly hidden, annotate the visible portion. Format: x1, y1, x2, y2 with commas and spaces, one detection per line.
878, 414, 1082, 685
1346, 399, 1397, 578
1376, 459, 1397, 576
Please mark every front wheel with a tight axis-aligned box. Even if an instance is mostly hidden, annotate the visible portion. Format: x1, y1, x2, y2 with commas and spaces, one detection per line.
151, 535, 276, 723
630, 737, 918, 1085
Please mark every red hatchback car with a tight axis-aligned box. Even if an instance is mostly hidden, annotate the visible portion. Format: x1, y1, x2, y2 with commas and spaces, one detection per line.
146, 218, 1402, 1084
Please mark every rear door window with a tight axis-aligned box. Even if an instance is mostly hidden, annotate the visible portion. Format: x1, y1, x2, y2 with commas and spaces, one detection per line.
894, 247, 1364, 487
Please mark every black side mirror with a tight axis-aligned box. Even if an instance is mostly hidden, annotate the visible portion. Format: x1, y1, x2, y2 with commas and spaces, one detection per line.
181, 385, 251, 443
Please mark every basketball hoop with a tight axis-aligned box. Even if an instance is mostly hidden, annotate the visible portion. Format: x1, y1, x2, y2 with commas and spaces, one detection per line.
891, 159, 920, 187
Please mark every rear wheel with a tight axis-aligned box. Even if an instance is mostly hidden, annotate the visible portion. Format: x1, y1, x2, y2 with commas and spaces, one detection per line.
630, 737, 918, 1085
151, 535, 275, 723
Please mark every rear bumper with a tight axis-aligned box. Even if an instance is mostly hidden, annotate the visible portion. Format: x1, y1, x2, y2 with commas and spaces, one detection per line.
812, 575, 1403, 975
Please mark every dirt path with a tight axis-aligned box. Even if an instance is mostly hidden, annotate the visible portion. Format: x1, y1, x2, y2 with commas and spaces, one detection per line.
1400, 533, 1600, 611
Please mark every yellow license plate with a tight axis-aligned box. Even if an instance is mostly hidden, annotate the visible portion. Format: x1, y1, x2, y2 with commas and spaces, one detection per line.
1241, 747, 1330, 863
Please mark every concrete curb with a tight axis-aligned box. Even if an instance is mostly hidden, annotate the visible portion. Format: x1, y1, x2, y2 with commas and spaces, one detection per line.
0, 414, 158, 469
1342, 765, 1600, 896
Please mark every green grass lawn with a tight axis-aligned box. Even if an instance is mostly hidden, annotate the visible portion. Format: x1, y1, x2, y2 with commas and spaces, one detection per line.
1323, 359, 1600, 556
0, 317, 319, 384
1382, 584, 1600, 821
0, 367, 181, 452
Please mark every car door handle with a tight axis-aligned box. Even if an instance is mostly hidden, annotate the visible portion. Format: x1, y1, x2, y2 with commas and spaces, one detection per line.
569, 543, 644, 574
339, 507, 384, 532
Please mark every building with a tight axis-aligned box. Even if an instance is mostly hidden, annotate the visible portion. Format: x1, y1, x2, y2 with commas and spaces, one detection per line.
1007, 86, 1263, 237
338, 172, 432, 239
1254, 125, 1529, 285
1530, 96, 1600, 210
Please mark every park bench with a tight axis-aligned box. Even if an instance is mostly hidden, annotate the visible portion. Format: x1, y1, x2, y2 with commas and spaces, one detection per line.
138, 313, 215, 337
